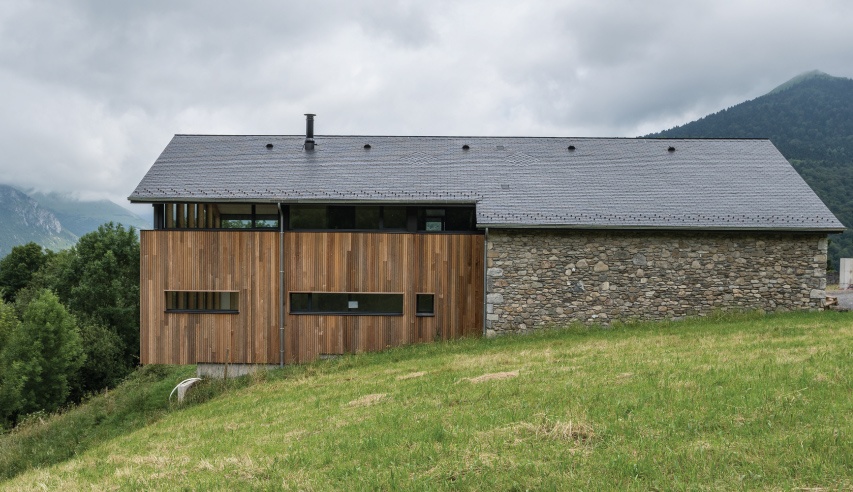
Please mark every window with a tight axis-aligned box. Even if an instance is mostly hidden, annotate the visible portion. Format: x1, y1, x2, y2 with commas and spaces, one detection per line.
417, 207, 475, 232
159, 203, 279, 230
289, 205, 327, 229
219, 204, 253, 228
165, 291, 239, 313
254, 204, 280, 228
355, 207, 380, 229
289, 205, 413, 231
423, 209, 445, 231
416, 294, 435, 316
382, 207, 407, 229
290, 292, 404, 315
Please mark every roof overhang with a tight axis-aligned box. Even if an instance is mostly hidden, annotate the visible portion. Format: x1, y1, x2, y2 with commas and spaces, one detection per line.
476, 223, 846, 233
128, 197, 479, 206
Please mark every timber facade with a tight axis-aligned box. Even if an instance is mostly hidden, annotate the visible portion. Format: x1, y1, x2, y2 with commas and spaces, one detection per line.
140, 229, 483, 365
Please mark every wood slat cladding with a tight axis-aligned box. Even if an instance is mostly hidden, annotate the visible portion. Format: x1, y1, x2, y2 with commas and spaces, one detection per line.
141, 231, 483, 365
285, 233, 483, 363
140, 230, 280, 365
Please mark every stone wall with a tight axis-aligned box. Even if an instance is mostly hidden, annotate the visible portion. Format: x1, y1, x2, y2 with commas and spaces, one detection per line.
485, 229, 828, 333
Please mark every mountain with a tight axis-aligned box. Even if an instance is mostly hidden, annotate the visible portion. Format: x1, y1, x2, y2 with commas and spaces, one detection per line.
646, 70, 853, 271
27, 191, 150, 238
0, 185, 151, 257
0, 185, 77, 256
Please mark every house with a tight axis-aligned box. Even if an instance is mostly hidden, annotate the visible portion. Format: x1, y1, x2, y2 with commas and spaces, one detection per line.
129, 114, 843, 370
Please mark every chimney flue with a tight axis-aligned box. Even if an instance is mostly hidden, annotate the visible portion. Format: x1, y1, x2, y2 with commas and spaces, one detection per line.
304, 113, 316, 151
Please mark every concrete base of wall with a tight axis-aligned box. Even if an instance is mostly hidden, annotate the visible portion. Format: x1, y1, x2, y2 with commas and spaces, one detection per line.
197, 363, 279, 379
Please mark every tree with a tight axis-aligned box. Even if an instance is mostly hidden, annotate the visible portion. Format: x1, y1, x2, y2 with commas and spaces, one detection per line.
0, 290, 84, 425
0, 299, 16, 350
68, 320, 126, 402
27, 249, 76, 307
0, 243, 51, 303
0, 301, 22, 427
65, 223, 140, 367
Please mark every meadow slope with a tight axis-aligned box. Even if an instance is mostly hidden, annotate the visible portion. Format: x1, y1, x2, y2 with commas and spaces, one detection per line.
3, 312, 852, 490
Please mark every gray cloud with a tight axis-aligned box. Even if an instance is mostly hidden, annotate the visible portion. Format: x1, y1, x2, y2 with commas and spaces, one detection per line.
0, 0, 851, 209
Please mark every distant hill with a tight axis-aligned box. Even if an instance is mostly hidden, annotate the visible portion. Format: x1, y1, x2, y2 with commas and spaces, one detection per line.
0, 185, 77, 256
646, 70, 853, 271
0, 184, 151, 257
27, 191, 150, 238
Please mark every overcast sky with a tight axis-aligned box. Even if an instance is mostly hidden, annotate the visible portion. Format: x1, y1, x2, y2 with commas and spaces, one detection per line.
1, 0, 851, 213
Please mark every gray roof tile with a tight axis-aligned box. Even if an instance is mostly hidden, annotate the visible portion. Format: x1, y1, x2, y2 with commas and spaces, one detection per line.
129, 135, 844, 231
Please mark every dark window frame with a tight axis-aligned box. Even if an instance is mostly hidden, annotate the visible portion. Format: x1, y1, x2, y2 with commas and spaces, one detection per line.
156, 203, 281, 231
165, 291, 240, 314
415, 293, 435, 317
153, 203, 480, 233
289, 292, 405, 316
288, 205, 478, 233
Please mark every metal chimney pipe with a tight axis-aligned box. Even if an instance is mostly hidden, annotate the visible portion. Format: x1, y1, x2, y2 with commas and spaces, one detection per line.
304, 113, 315, 151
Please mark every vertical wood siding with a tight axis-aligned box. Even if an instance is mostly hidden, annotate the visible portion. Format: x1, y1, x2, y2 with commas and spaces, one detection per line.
140, 230, 280, 364
141, 231, 483, 365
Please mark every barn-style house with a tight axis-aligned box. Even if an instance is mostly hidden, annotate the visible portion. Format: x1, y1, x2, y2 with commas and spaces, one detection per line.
130, 115, 842, 369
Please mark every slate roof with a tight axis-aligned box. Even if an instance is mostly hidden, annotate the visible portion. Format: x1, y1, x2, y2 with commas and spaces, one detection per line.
129, 135, 844, 231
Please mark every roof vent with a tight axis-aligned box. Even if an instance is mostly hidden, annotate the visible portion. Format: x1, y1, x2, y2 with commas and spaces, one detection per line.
568, 145, 576, 151
364, 144, 371, 149
462, 144, 470, 150
496, 145, 505, 150
266, 143, 274, 149
304, 113, 316, 151
667, 146, 675, 152
501, 184, 510, 190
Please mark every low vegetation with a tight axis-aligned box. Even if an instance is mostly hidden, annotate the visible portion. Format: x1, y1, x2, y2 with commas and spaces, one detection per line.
2, 311, 851, 490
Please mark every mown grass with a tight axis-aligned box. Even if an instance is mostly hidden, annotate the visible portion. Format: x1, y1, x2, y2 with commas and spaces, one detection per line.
2, 311, 852, 490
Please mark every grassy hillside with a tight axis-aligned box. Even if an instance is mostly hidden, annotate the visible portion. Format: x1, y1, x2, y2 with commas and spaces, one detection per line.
647, 71, 853, 271
2, 312, 851, 490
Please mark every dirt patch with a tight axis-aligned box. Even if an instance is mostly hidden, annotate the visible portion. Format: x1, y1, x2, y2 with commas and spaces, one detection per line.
516, 419, 595, 444
397, 371, 426, 380
347, 393, 386, 407
461, 370, 519, 384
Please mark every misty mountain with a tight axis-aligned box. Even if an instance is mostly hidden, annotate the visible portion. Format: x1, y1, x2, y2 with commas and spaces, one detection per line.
27, 190, 150, 238
0, 185, 77, 256
646, 70, 853, 271
0, 184, 150, 257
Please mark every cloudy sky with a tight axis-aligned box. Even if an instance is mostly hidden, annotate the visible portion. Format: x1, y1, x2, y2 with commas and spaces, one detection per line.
1, 0, 851, 213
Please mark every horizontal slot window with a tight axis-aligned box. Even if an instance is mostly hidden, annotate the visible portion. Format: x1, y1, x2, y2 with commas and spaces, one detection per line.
288, 205, 476, 232
158, 203, 279, 230
290, 205, 410, 231
417, 207, 475, 232
290, 292, 403, 315
166, 291, 239, 313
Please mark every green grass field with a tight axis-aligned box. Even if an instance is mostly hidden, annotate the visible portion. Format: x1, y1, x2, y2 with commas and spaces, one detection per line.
2, 311, 851, 490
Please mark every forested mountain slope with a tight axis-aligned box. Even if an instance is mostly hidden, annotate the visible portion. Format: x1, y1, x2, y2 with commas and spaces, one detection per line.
0, 185, 150, 256
647, 70, 853, 271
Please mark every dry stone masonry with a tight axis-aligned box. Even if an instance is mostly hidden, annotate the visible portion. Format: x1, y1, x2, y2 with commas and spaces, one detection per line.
485, 230, 828, 334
